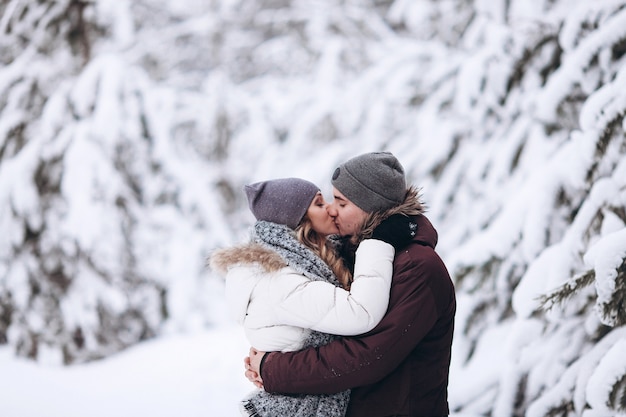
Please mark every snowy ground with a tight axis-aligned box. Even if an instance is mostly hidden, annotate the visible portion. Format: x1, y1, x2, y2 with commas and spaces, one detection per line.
0, 322, 480, 417
0, 325, 252, 417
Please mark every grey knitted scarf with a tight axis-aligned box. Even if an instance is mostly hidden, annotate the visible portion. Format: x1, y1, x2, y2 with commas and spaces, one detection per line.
241, 221, 350, 417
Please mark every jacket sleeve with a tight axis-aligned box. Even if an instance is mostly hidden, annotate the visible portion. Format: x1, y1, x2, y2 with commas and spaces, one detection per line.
261, 253, 444, 394
271, 239, 394, 336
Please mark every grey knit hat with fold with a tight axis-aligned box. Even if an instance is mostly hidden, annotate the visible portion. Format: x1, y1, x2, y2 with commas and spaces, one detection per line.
245, 178, 320, 229
331, 152, 406, 212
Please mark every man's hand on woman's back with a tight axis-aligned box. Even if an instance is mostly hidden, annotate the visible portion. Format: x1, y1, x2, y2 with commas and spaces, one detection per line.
244, 347, 266, 388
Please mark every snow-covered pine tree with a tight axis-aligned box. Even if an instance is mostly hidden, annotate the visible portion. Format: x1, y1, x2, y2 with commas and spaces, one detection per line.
388, 1, 626, 416
2, 0, 626, 415
0, 0, 232, 364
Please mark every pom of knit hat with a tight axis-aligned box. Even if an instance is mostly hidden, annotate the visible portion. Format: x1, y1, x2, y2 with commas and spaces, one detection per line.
331, 152, 406, 212
245, 178, 320, 229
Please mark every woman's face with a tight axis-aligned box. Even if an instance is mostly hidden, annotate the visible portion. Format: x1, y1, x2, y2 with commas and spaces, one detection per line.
306, 192, 340, 236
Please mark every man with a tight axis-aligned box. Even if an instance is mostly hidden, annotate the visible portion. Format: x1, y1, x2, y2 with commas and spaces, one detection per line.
246, 152, 456, 416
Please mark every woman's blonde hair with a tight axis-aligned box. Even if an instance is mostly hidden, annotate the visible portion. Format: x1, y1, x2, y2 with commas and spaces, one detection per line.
295, 218, 352, 290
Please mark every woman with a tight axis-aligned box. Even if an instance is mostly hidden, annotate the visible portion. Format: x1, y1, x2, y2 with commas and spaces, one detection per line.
210, 178, 411, 417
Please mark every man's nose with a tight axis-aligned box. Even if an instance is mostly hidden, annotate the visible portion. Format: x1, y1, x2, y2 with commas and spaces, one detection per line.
326, 203, 337, 217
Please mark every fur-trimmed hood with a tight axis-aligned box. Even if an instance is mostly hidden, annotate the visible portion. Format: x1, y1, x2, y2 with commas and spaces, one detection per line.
209, 243, 293, 329
355, 185, 437, 248
209, 242, 287, 276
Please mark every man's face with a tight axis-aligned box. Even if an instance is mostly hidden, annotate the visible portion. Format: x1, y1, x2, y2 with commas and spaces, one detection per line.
327, 187, 368, 237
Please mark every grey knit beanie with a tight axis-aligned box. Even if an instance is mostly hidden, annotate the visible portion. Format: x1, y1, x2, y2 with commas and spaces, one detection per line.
245, 178, 320, 229
331, 152, 406, 212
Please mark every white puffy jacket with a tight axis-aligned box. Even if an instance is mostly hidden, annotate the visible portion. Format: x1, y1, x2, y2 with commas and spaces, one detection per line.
211, 239, 394, 352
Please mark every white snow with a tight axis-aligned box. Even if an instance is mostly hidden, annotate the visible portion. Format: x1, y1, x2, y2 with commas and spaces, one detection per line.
1, 1, 626, 416
0, 325, 252, 417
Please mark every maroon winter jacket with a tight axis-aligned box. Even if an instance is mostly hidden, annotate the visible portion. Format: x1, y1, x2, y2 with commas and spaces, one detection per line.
260, 214, 456, 417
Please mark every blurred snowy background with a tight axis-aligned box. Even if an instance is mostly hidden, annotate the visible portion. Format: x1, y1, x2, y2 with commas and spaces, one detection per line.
1, 0, 625, 416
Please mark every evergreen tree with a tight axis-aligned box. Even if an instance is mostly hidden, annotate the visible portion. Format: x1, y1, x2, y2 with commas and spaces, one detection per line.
0, 0, 232, 364
1, 0, 625, 415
